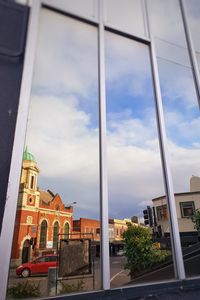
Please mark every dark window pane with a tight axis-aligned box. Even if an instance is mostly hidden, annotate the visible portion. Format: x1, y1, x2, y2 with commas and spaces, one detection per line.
53, 222, 59, 248
39, 220, 48, 249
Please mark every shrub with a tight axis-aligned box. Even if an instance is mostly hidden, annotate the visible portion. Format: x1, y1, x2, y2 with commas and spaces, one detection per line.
59, 280, 84, 295
8, 280, 40, 298
123, 223, 170, 278
191, 209, 200, 232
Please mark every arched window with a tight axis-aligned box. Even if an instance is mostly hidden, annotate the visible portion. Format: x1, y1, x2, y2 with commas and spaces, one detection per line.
53, 221, 59, 248
39, 220, 47, 249
64, 222, 69, 238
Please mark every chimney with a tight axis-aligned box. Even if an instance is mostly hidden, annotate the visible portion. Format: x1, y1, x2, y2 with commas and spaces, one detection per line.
190, 176, 200, 192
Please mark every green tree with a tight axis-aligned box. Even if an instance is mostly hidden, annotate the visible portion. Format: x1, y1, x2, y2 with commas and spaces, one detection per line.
123, 223, 169, 278
191, 209, 200, 232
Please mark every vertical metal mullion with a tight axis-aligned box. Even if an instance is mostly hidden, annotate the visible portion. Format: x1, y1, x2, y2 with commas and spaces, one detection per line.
0, 1, 41, 299
179, 0, 200, 109
141, 0, 150, 38
144, 0, 185, 280
98, 0, 110, 291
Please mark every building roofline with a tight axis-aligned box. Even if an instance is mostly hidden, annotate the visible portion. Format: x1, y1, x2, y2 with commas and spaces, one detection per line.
152, 191, 200, 201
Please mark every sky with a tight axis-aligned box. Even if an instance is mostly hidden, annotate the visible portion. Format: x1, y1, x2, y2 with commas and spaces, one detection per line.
24, 3, 200, 221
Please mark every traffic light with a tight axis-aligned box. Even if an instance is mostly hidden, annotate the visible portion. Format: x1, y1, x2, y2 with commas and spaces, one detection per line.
147, 206, 153, 227
143, 209, 149, 225
143, 206, 153, 227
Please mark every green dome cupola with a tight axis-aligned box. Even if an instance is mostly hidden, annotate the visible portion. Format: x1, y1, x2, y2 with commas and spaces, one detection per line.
23, 147, 36, 162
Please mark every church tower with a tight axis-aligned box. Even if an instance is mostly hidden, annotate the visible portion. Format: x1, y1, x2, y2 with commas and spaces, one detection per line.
18, 148, 40, 208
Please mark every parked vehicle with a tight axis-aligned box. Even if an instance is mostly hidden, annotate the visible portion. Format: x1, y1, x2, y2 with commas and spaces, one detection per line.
16, 254, 58, 277
116, 249, 125, 256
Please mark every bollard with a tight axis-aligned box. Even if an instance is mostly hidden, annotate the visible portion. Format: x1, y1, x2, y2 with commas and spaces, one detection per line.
48, 267, 57, 296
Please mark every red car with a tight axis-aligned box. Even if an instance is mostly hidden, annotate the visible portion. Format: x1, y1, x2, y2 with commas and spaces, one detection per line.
16, 254, 58, 277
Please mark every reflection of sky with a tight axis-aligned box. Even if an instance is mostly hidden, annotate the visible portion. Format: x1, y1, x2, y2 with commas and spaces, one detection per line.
32, 86, 99, 128
25, 8, 166, 221
185, 0, 200, 73
152, 0, 200, 194
106, 79, 154, 120
105, 32, 165, 219
158, 59, 200, 147
26, 9, 100, 219
149, 0, 187, 48
24, 3, 200, 221
185, 0, 200, 52
104, 0, 145, 37
161, 70, 200, 191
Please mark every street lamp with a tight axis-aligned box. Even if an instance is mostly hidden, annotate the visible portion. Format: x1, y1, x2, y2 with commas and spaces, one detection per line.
65, 201, 77, 209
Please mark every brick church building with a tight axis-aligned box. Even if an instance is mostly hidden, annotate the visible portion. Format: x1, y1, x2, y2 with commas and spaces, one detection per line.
11, 149, 73, 267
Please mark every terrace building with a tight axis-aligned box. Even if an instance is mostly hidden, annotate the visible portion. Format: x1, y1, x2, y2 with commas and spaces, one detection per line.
153, 176, 200, 246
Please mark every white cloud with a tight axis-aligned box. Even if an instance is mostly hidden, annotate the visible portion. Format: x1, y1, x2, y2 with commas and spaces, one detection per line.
164, 110, 200, 143
157, 58, 198, 108
26, 94, 166, 219
23, 5, 200, 221
26, 94, 100, 218
105, 31, 151, 98
25, 92, 200, 220
168, 141, 200, 193
34, 8, 98, 99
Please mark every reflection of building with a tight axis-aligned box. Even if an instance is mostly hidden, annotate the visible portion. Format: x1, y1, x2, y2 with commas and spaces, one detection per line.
109, 218, 138, 255
11, 149, 141, 266
73, 218, 100, 241
109, 218, 138, 241
11, 149, 73, 266
73, 218, 101, 257
72, 217, 140, 256
153, 176, 200, 244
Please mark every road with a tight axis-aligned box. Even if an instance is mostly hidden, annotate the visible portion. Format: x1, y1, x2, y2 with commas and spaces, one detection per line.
7, 256, 131, 297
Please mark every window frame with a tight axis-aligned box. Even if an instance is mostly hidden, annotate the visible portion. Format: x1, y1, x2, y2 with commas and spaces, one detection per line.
3, 0, 200, 297
39, 219, 48, 249
53, 221, 59, 248
180, 201, 195, 218
64, 222, 70, 236
156, 204, 168, 221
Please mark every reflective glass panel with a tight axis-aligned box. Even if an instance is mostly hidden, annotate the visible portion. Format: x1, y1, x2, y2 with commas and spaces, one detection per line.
104, 0, 146, 38
149, 0, 190, 67
150, 0, 200, 279
185, 0, 200, 70
42, 0, 97, 20
7, 7, 100, 298
105, 31, 174, 288
157, 57, 200, 279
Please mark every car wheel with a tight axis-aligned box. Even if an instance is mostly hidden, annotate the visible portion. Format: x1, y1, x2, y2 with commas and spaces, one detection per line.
21, 268, 30, 278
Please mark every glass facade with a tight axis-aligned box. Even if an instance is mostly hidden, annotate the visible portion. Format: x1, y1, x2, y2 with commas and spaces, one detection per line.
1, 0, 200, 299
104, 31, 173, 285
104, 0, 146, 37
185, 0, 200, 71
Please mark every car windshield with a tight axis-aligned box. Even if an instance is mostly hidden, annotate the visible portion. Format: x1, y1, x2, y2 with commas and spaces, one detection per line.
34, 257, 48, 263
33, 256, 57, 263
